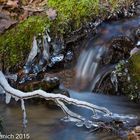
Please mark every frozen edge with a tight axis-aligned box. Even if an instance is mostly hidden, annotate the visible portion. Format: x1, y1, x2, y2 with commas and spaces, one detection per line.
0, 71, 112, 127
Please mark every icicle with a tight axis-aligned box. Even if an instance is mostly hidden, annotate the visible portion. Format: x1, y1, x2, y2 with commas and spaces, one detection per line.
136, 41, 140, 46
15, 97, 19, 101
5, 74, 17, 82
51, 54, 64, 64
61, 116, 70, 122
12, 95, 19, 101
84, 120, 93, 129
0, 85, 5, 94
76, 121, 84, 127
61, 116, 82, 123
26, 36, 38, 65
111, 71, 118, 92
5, 93, 12, 104
21, 99, 28, 128
42, 35, 50, 61
45, 29, 51, 42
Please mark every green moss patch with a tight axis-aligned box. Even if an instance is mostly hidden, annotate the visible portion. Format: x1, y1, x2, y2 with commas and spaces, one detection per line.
129, 51, 140, 83
48, 0, 133, 34
0, 16, 50, 70
0, 0, 133, 70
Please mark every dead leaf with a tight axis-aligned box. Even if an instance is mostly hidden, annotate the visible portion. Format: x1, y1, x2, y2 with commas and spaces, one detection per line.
7, 0, 19, 9
22, 5, 44, 12
0, 0, 6, 4
0, 13, 17, 34
19, 10, 29, 21
46, 8, 57, 20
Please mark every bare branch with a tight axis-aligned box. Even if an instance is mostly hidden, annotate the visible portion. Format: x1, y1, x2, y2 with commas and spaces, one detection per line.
0, 71, 112, 128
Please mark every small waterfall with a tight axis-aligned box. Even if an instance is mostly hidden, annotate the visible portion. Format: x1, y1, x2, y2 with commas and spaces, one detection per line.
75, 16, 140, 92
90, 65, 116, 91
75, 46, 107, 91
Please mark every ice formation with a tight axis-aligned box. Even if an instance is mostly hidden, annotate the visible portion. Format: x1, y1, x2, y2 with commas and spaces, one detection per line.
0, 71, 112, 129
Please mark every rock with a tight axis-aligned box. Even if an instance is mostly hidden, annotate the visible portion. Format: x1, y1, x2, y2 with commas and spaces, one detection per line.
50, 54, 64, 65
51, 39, 65, 56
108, 36, 134, 64
135, 126, 140, 133
128, 126, 140, 140
101, 36, 134, 65
15, 74, 60, 92
65, 50, 74, 61
136, 4, 140, 15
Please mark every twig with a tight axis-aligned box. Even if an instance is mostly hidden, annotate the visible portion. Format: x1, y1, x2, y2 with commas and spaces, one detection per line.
0, 71, 112, 128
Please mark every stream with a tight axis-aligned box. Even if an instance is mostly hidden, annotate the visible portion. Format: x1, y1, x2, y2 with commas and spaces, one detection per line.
0, 91, 140, 140
0, 15, 140, 140
76, 15, 140, 91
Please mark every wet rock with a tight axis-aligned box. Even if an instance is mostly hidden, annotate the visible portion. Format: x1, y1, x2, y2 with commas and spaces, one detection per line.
101, 36, 134, 65
96, 36, 135, 95
95, 75, 116, 95
15, 74, 60, 92
135, 1, 140, 15
51, 39, 65, 55
128, 126, 140, 140
65, 50, 74, 62
105, 36, 134, 64
50, 54, 64, 66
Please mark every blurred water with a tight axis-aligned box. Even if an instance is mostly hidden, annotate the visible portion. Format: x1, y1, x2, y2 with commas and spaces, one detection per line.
0, 90, 140, 140
76, 16, 140, 91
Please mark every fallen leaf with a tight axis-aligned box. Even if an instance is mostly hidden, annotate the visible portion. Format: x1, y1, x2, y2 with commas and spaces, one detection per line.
46, 8, 57, 20
0, 0, 6, 4
22, 5, 44, 12
7, 0, 19, 9
0, 13, 17, 34
19, 10, 29, 21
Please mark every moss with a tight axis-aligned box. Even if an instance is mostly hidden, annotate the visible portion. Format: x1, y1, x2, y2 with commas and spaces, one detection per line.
48, 0, 133, 34
0, 0, 133, 70
129, 51, 140, 83
120, 51, 140, 101
111, 59, 140, 101
0, 16, 50, 70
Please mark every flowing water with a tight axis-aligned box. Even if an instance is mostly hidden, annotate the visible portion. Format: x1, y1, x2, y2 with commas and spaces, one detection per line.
0, 91, 140, 140
0, 16, 140, 140
76, 15, 140, 91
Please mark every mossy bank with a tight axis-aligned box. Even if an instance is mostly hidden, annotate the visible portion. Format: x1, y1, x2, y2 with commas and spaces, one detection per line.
0, 0, 134, 71
129, 51, 140, 84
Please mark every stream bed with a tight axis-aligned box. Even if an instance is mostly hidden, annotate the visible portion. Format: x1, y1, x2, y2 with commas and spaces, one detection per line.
0, 90, 140, 140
